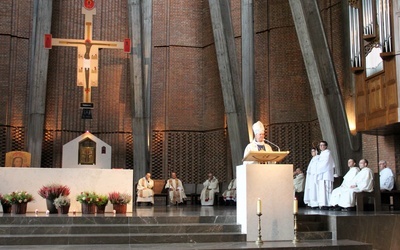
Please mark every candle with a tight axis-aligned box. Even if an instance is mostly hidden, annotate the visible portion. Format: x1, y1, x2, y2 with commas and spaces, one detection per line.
257, 198, 262, 215
113, 209, 116, 215
46, 210, 50, 215
293, 198, 298, 214
390, 196, 394, 205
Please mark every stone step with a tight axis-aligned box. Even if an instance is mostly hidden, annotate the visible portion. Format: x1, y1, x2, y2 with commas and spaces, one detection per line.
298, 221, 328, 231
0, 232, 247, 245
297, 231, 332, 240
0, 223, 241, 235
0, 215, 236, 225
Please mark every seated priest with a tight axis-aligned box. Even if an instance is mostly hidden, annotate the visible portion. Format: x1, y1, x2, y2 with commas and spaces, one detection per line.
136, 173, 154, 206
165, 172, 187, 205
200, 172, 219, 206
293, 167, 305, 193
222, 178, 237, 206
329, 159, 360, 210
379, 160, 394, 191
329, 159, 373, 211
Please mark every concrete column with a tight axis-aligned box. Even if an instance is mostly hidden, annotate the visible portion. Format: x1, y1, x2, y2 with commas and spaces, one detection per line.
241, 0, 255, 141
209, 0, 249, 171
127, 0, 152, 183
27, 0, 53, 167
289, 0, 361, 175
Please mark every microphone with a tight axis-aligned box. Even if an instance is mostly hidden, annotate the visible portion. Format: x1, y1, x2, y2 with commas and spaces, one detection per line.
264, 139, 280, 151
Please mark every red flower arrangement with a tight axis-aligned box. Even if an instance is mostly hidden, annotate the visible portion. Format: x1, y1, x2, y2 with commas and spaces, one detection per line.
38, 184, 71, 200
108, 192, 132, 205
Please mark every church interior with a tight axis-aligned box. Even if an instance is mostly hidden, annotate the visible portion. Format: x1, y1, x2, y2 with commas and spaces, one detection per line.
1, 0, 400, 249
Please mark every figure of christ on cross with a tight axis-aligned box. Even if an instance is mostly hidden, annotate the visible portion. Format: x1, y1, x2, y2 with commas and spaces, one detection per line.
44, 0, 131, 105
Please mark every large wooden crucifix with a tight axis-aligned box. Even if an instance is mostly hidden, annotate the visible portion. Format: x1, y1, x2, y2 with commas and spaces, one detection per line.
44, 0, 130, 118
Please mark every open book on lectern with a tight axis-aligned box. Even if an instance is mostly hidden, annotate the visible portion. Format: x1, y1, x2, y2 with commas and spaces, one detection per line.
242, 150, 290, 163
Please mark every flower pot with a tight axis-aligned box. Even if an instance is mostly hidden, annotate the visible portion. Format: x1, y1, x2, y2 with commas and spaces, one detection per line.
12, 202, 28, 214
113, 204, 127, 214
96, 204, 107, 214
81, 203, 96, 214
2, 204, 12, 214
46, 198, 58, 214
57, 204, 70, 215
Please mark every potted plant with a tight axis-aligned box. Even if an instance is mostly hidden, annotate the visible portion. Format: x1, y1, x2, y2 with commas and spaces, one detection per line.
38, 184, 70, 214
53, 196, 71, 214
95, 194, 108, 214
8, 191, 34, 214
108, 192, 131, 214
0, 194, 12, 213
76, 191, 98, 214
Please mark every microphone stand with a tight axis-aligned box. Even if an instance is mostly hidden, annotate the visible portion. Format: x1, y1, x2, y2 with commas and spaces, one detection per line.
264, 139, 280, 151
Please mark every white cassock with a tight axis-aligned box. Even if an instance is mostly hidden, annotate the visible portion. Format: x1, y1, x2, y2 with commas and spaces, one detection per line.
380, 168, 394, 191
316, 149, 335, 207
294, 173, 305, 193
136, 177, 155, 204
243, 140, 273, 164
304, 155, 320, 207
200, 176, 219, 205
223, 179, 237, 201
165, 178, 187, 204
329, 167, 360, 206
335, 167, 374, 208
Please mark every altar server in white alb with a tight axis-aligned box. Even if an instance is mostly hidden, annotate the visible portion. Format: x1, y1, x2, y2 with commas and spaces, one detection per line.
304, 147, 320, 208
316, 140, 335, 209
379, 160, 394, 191
333, 159, 374, 211
136, 173, 155, 205
329, 159, 360, 209
243, 121, 272, 164
165, 172, 187, 205
200, 172, 219, 206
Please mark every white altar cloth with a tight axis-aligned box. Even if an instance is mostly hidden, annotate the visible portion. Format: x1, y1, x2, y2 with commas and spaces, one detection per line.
0, 168, 133, 213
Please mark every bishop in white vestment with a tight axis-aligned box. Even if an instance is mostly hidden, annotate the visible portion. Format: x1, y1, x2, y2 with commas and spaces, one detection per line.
200, 173, 219, 206
243, 121, 272, 164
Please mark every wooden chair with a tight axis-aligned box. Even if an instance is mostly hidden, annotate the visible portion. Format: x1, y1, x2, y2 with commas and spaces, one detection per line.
152, 180, 168, 205
356, 173, 381, 212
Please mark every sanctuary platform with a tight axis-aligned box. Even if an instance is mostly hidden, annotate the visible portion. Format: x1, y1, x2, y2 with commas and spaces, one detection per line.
1, 205, 398, 249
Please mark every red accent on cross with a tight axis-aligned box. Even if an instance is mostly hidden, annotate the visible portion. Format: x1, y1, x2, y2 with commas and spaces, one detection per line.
124, 39, 131, 53
44, 34, 52, 49
85, 88, 91, 93
84, 0, 95, 10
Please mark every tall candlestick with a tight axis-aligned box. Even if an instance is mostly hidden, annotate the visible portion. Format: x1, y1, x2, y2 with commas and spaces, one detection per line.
293, 198, 298, 214
257, 198, 262, 215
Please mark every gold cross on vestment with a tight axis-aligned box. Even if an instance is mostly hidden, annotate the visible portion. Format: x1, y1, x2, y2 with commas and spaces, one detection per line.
44, 0, 131, 105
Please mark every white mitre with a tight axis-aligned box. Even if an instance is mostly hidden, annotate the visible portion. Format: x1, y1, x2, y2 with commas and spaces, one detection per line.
252, 121, 265, 135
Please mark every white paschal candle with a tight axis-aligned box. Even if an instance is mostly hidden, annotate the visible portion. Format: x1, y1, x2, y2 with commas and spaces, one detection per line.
257, 198, 262, 214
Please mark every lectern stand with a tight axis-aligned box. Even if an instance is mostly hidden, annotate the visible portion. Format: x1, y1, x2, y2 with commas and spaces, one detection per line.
237, 150, 293, 241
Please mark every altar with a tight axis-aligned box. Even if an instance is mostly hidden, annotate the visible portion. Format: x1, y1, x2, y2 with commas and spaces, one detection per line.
0, 168, 133, 213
